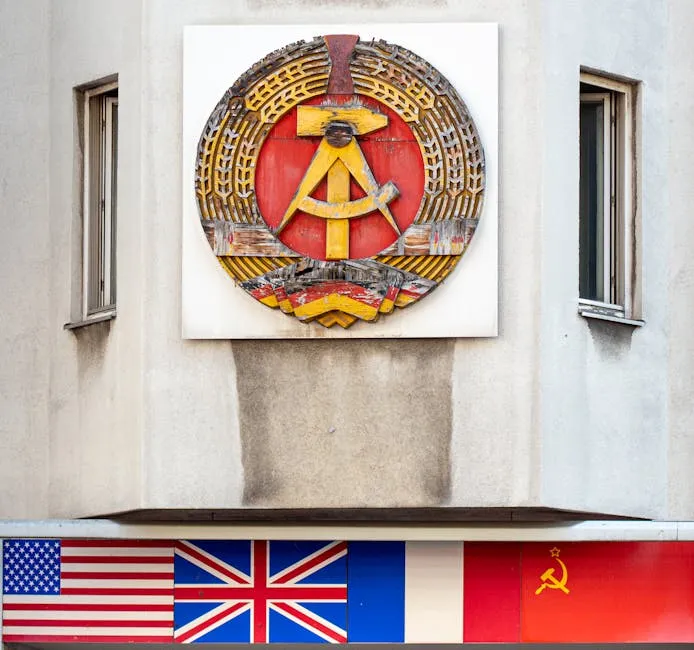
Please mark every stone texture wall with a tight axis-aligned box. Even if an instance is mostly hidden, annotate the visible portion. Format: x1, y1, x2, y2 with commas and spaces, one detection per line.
0, 0, 692, 520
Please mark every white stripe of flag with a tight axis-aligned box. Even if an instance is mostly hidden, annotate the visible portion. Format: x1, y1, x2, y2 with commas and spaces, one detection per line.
404, 541, 464, 643
3, 594, 171, 605
3, 609, 173, 621
4, 625, 171, 637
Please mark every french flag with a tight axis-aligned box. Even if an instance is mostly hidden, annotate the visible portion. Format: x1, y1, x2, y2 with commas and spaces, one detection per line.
348, 541, 468, 643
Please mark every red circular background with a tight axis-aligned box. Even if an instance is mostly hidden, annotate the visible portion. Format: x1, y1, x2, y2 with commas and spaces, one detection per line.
255, 95, 424, 260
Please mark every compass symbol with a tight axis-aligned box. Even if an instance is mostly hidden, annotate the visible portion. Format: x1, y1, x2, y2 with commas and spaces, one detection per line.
275, 104, 401, 260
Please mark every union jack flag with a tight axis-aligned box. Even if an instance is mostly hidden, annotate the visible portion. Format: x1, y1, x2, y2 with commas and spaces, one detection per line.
173, 540, 347, 643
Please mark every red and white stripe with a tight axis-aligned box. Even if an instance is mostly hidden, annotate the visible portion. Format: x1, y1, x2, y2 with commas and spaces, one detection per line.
2, 540, 174, 643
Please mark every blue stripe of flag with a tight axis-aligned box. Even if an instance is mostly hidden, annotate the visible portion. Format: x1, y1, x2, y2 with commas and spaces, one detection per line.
347, 541, 405, 642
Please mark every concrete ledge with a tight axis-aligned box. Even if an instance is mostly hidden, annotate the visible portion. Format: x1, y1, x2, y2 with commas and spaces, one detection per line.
0, 519, 686, 541
108, 506, 633, 523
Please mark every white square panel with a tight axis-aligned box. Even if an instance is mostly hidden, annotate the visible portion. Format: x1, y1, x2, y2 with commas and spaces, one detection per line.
182, 23, 498, 338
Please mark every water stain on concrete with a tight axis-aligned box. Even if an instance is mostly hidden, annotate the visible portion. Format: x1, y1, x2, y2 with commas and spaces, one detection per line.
233, 338, 453, 508
586, 317, 634, 359
73, 320, 111, 381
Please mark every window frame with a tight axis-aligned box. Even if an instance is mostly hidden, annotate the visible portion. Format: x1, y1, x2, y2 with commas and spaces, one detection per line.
578, 70, 641, 326
66, 79, 118, 329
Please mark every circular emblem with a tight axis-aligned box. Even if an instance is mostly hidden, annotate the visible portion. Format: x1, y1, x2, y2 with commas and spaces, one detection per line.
195, 35, 485, 328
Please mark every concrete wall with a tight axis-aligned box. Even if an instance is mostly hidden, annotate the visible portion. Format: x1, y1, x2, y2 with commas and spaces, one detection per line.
45, 0, 145, 517
666, 0, 694, 519
0, 0, 51, 517
138, 0, 544, 514
0, 0, 692, 520
538, 0, 670, 518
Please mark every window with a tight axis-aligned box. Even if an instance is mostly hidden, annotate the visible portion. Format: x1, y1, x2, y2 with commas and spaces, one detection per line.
77, 80, 118, 324
578, 71, 641, 324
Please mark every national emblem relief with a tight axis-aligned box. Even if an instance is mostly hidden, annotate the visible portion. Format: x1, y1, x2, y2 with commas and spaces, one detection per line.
195, 35, 485, 328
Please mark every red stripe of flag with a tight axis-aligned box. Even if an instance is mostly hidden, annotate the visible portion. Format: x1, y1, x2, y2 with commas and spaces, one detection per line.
61, 555, 172, 564
173, 585, 347, 600
463, 542, 521, 642
398, 287, 428, 299
6, 619, 172, 628
3, 635, 173, 643
249, 284, 275, 300
61, 540, 171, 548
287, 282, 383, 308
253, 540, 268, 643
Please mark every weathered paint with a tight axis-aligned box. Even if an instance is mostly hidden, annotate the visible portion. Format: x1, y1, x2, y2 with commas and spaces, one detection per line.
239, 259, 437, 327
194, 31, 485, 328
203, 221, 300, 257
275, 104, 402, 260
257, 94, 422, 261
325, 159, 352, 260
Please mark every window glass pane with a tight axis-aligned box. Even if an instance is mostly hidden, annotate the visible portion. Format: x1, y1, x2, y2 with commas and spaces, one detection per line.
85, 90, 117, 316
579, 101, 605, 302
109, 101, 118, 307
87, 94, 105, 313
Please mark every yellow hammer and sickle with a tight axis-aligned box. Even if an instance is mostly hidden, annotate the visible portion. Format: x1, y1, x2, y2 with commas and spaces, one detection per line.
535, 555, 570, 595
275, 105, 400, 260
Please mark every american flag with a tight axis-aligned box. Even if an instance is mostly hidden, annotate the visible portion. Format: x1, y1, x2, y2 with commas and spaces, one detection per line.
2, 539, 174, 643
174, 540, 347, 643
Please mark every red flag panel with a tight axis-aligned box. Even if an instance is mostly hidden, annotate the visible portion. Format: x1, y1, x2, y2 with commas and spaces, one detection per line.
463, 542, 521, 642
521, 541, 694, 642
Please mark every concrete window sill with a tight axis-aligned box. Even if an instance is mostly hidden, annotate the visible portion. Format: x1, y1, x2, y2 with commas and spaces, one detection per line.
578, 306, 644, 327
64, 311, 116, 330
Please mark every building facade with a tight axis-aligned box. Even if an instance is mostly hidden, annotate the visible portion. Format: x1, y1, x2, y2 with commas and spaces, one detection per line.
1, 0, 694, 645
